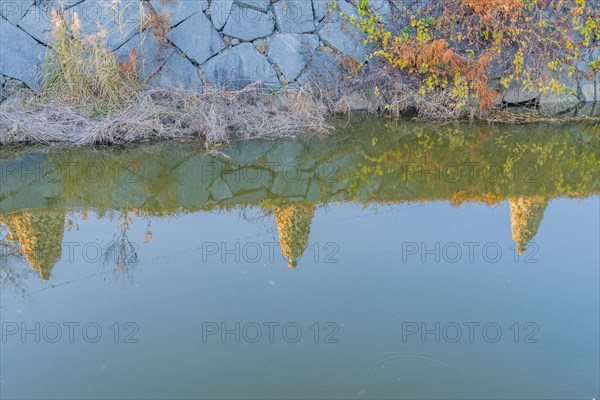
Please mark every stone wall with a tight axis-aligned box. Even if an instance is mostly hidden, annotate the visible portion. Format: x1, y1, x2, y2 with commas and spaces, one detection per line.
1, 0, 599, 105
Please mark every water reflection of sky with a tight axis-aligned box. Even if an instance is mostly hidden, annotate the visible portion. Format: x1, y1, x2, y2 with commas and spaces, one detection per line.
1, 198, 598, 399
1, 121, 599, 399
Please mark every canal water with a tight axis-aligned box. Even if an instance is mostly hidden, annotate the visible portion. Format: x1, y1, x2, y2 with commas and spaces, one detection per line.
1, 119, 598, 399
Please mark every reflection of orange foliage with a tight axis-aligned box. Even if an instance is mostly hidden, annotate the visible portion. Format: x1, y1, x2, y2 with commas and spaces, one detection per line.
390, 39, 499, 110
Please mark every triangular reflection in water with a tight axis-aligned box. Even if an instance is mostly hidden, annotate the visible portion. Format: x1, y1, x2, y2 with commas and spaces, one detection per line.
509, 197, 548, 254
271, 203, 315, 268
0, 211, 65, 280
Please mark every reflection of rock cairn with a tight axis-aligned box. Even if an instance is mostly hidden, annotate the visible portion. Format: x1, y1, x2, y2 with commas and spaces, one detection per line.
509, 198, 548, 254
272, 204, 315, 268
0, 211, 66, 280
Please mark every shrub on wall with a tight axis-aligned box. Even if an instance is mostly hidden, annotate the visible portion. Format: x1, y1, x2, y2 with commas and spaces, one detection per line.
347, 0, 599, 115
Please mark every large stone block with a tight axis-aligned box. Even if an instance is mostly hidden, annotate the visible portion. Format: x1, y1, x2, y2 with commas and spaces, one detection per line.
578, 79, 597, 102
148, 52, 204, 92
0, 17, 46, 89
169, 12, 225, 64
235, 0, 271, 13
312, 0, 332, 22
201, 42, 280, 89
317, 1, 368, 60
19, 0, 142, 50
149, 0, 207, 26
274, 0, 315, 33
116, 32, 172, 82
502, 86, 539, 104
118, 32, 209, 91
207, 0, 234, 30
0, 0, 34, 24
296, 50, 341, 88
70, 0, 142, 50
16, 4, 53, 45
368, 0, 391, 23
222, 3, 275, 41
267, 33, 319, 81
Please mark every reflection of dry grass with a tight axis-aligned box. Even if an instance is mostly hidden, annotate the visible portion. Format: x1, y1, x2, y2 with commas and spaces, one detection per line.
0, 85, 331, 145
0, 258, 35, 298
103, 211, 139, 284
103, 236, 138, 283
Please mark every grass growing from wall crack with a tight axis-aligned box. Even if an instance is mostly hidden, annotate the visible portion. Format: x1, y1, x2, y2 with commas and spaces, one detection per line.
42, 10, 140, 117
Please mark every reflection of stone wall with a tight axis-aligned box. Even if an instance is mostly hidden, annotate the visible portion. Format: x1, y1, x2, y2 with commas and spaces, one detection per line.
0, 211, 66, 280
509, 198, 548, 254
1, 122, 598, 215
272, 203, 315, 267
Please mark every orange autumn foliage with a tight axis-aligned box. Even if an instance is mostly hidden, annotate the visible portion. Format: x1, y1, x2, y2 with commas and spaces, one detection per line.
459, 0, 525, 19
119, 47, 139, 77
387, 39, 499, 110
349, 0, 598, 116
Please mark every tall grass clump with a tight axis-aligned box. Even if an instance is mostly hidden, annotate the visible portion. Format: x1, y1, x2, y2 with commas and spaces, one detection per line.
42, 10, 140, 116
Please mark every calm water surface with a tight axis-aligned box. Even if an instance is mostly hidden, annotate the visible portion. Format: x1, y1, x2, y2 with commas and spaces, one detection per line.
1, 119, 599, 399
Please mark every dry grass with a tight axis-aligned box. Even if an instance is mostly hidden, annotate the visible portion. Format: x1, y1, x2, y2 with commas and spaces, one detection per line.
42, 10, 140, 117
0, 85, 331, 145
142, 1, 173, 41
145, 11, 172, 40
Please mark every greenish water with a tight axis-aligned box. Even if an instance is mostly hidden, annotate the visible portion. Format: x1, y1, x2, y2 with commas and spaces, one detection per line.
0, 119, 599, 399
